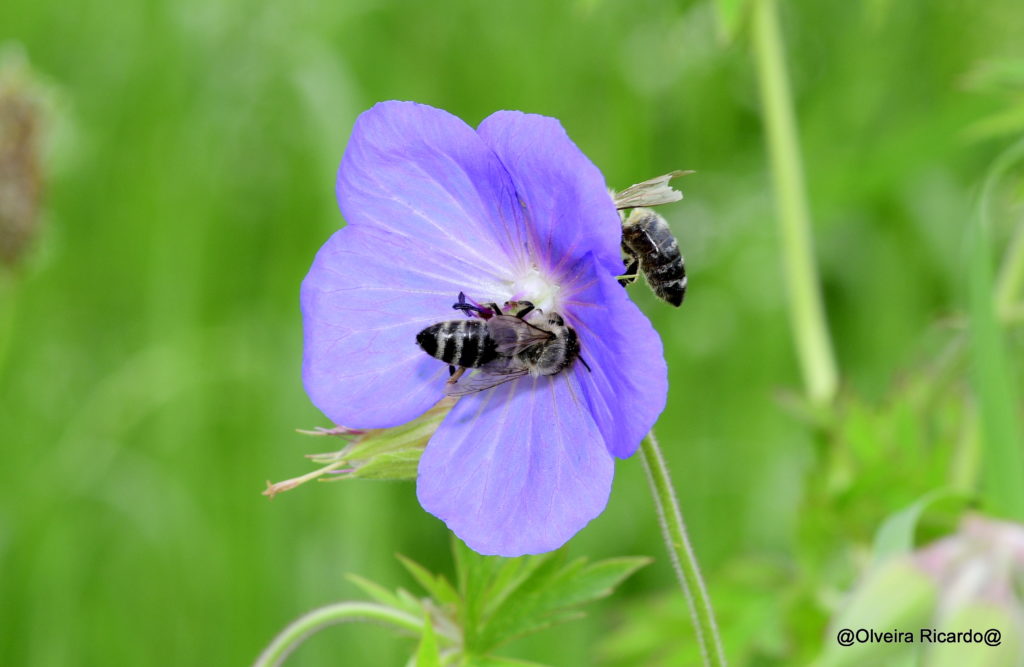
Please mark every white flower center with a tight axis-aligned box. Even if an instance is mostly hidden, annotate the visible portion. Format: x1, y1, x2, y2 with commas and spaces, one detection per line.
512, 266, 561, 314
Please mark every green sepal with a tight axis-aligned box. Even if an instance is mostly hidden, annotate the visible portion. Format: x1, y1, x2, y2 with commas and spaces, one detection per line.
350, 449, 422, 480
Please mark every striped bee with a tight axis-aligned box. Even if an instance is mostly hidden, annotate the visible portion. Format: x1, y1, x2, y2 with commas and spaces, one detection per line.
613, 170, 692, 307
415, 294, 587, 396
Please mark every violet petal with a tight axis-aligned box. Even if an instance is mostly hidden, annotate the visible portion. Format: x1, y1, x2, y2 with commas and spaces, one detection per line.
566, 266, 668, 458
417, 371, 614, 556
476, 110, 624, 279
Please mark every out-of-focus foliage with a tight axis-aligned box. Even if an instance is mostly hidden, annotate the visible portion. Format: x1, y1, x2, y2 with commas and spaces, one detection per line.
0, 46, 47, 268
1, 0, 1023, 664
818, 514, 1024, 667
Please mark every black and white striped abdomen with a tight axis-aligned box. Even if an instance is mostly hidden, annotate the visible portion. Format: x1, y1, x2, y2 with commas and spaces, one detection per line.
622, 208, 687, 307
416, 320, 499, 368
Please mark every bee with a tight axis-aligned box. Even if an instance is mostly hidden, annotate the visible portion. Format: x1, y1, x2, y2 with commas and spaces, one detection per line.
613, 170, 692, 307
415, 293, 588, 397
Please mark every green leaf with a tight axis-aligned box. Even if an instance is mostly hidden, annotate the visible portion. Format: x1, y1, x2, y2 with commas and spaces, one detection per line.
713, 0, 751, 43
473, 554, 651, 653
465, 656, 551, 667
415, 611, 442, 667
346, 573, 414, 612
870, 489, 961, 566
397, 554, 460, 606
818, 559, 936, 667
397, 587, 423, 612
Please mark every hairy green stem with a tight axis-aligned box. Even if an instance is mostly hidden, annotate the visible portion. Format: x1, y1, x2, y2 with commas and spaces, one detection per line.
253, 602, 424, 667
641, 432, 727, 667
751, 0, 838, 406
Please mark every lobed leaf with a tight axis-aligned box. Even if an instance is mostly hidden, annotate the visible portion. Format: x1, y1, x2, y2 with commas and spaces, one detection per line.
473, 555, 651, 652
415, 612, 443, 667
346, 573, 422, 615
398, 554, 461, 607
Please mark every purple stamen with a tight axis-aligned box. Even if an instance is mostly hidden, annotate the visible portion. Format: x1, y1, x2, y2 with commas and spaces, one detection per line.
452, 291, 496, 319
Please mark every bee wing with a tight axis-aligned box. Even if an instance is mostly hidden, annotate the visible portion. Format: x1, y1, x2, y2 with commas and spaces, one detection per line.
444, 367, 530, 397
486, 315, 553, 355
613, 170, 694, 209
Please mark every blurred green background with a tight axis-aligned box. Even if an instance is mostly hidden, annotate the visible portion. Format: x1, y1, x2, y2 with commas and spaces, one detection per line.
2, 0, 1023, 664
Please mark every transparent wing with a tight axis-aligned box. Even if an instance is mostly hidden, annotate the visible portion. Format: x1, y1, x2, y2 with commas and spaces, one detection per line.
444, 367, 530, 397
613, 170, 694, 209
487, 315, 553, 355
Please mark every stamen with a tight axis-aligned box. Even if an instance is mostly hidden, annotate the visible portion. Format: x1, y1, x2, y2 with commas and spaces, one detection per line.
512, 266, 561, 313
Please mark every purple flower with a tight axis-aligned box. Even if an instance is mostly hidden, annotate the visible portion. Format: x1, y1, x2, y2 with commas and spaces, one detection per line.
301, 101, 668, 556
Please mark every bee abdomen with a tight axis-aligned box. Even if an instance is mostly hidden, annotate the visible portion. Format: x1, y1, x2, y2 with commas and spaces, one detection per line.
622, 209, 686, 307
415, 320, 498, 368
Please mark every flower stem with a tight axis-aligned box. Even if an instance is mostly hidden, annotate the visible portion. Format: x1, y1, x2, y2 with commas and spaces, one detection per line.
640, 432, 727, 667
751, 0, 838, 406
252, 602, 424, 667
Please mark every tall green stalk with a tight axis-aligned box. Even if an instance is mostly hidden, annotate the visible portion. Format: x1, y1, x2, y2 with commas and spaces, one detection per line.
751, 0, 839, 406
971, 137, 1024, 519
987, 138, 1024, 321
641, 432, 727, 667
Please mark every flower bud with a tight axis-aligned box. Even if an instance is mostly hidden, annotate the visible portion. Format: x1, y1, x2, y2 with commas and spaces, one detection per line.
263, 398, 454, 498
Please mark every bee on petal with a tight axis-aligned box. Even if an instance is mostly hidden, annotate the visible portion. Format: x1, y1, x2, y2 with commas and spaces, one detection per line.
416, 294, 588, 396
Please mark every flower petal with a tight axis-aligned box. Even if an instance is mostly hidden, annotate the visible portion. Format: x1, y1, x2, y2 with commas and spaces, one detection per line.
476, 111, 623, 279
417, 372, 614, 556
302, 224, 509, 428
565, 269, 668, 458
338, 101, 529, 276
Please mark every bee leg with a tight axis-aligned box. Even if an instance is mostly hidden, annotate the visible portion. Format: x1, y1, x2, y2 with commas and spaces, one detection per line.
484, 302, 502, 318
511, 301, 535, 319
578, 355, 593, 373
617, 256, 640, 287
446, 367, 466, 384
448, 365, 457, 376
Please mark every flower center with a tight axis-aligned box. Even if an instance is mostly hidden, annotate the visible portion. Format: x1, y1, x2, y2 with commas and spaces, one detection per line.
511, 266, 561, 314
